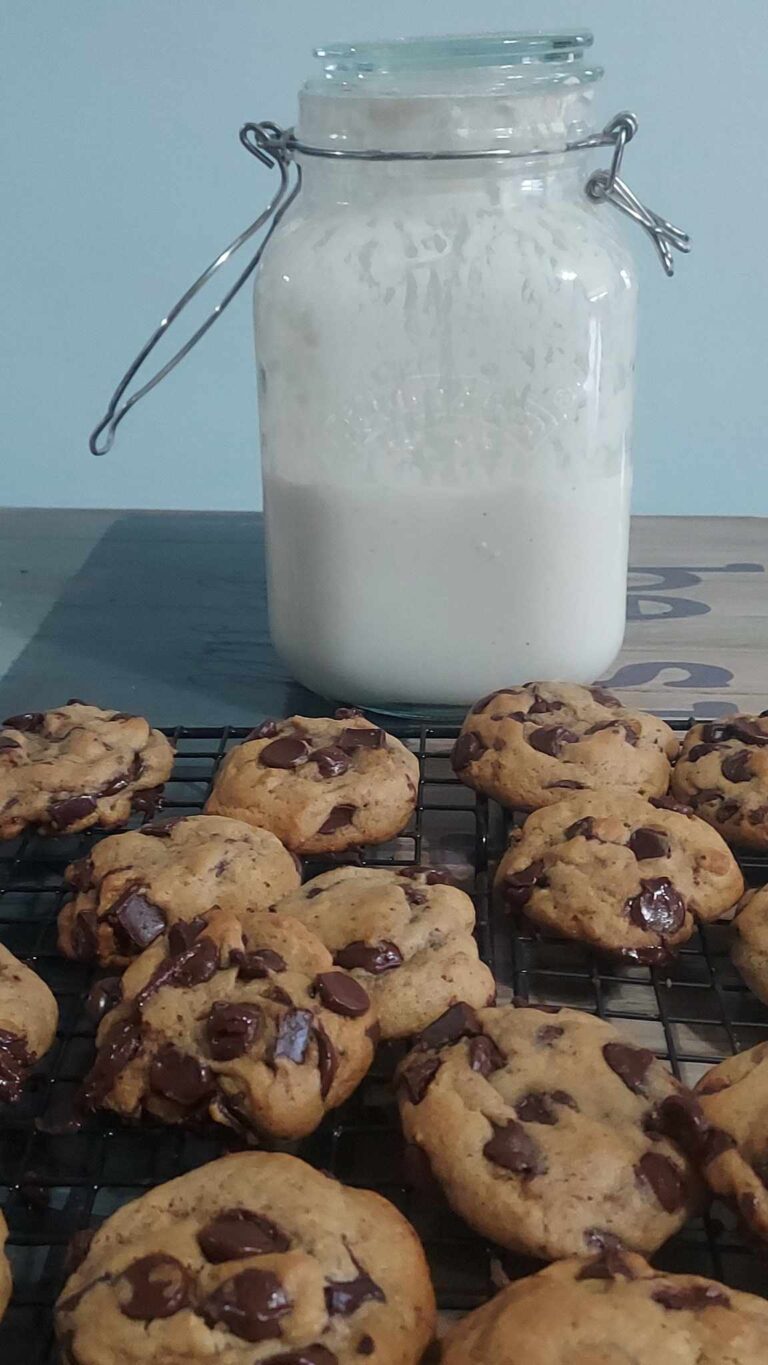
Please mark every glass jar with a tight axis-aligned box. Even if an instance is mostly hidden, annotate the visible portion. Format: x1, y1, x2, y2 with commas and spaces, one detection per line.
255, 33, 637, 707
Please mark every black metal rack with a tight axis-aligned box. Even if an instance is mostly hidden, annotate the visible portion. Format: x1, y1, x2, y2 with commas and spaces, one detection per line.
1, 720, 767, 1360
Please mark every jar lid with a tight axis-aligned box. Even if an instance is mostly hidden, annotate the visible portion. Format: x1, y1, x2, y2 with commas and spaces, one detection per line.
312, 31, 602, 88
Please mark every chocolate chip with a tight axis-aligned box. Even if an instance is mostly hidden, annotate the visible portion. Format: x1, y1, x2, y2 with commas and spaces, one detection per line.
117, 1254, 191, 1320
198, 1209, 290, 1262
536, 1024, 564, 1045
701, 723, 730, 744
81, 1019, 142, 1107
235, 947, 287, 979
688, 743, 719, 762
577, 1249, 636, 1281
699, 1126, 737, 1164
148, 1045, 215, 1108
589, 687, 621, 707
716, 798, 741, 822
501, 860, 546, 910
627, 828, 671, 860
721, 750, 752, 783
259, 736, 311, 768
527, 696, 564, 715
398, 866, 453, 885
333, 941, 403, 974
749, 804, 768, 826
404, 887, 427, 906
335, 707, 364, 719
314, 1021, 338, 1098
315, 972, 370, 1017
515, 1091, 575, 1124
564, 817, 598, 840
652, 1283, 730, 1312
247, 719, 280, 740
417, 1002, 482, 1048
483, 1120, 546, 1175
129, 784, 161, 815
48, 795, 98, 830
729, 717, 768, 746
635, 1152, 686, 1212
2, 711, 44, 731
626, 878, 686, 936
265, 1349, 338, 1365
310, 746, 350, 778
70, 909, 99, 961
603, 1042, 655, 1095
206, 1002, 262, 1061
139, 817, 184, 838
265, 985, 294, 1007
451, 731, 486, 770
100, 760, 141, 797
338, 727, 385, 752
468, 1035, 505, 1076
86, 975, 122, 1022
651, 1092, 709, 1154
471, 689, 520, 714
545, 780, 587, 790
527, 725, 578, 757
139, 936, 220, 1004
398, 1052, 442, 1104
356, 1340, 374, 1358
325, 1258, 385, 1316
585, 720, 639, 747
272, 1009, 313, 1064
111, 888, 166, 951
202, 1267, 291, 1342
0, 735, 20, 752
0, 1028, 33, 1103
318, 805, 356, 834
649, 796, 694, 815
167, 916, 208, 953
584, 1228, 626, 1254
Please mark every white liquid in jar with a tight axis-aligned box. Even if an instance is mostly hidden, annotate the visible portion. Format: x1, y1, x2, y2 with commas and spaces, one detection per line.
264, 470, 630, 706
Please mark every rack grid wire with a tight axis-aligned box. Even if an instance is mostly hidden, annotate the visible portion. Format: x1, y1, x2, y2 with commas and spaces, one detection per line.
1, 718, 767, 1360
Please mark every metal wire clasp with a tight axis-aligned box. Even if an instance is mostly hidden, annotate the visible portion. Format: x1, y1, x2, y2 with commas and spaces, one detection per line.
89, 112, 690, 456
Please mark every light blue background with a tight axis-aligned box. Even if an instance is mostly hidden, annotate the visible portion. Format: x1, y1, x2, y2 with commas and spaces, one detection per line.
3, 1, 766, 514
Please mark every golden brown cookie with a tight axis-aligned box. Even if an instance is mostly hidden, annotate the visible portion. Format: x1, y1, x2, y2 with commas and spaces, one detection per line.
397, 1002, 701, 1260
206, 713, 419, 854
56, 1151, 436, 1365
58, 814, 300, 968
0, 941, 59, 1102
732, 886, 768, 1003
494, 790, 743, 963
0, 702, 174, 838
695, 1041, 768, 1243
440, 1250, 768, 1363
83, 907, 377, 1140
273, 866, 495, 1039
452, 682, 677, 810
671, 714, 768, 849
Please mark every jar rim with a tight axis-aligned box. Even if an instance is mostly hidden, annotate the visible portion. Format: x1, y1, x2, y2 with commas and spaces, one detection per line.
313, 30, 602, 88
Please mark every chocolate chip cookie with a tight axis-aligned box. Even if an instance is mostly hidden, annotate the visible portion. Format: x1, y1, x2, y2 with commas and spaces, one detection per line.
494, 790, 743, 963
273, 866, 495, 1040
439, 1250, 768, 1363
732, 887, 768, 1004
671, 713, 768, 849
56, 1150, 436, 1365
396, 1002, 701, 1259
0, 941, 58, 1103
452, 682, 677, 810
205, 714, 419, 854
0, 702, 174, 839
695, 1041, 768, 1242
58, 814, 301, 968
83, 907, 377, 1140
0, 1210, 10, 1323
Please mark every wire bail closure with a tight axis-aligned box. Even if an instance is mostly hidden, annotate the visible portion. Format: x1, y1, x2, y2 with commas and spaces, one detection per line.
89, 112, 690, 456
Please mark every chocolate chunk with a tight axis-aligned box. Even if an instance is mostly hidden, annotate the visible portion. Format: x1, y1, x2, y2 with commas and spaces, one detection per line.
86, 975, 122, 1022
148, 1045, 215, 1108
235, 947, 287, 979
721, 750, 752, 783
729, 717, 768, 746
167, 916, 208, 953
501, 860, 546, 910
697, 1073, 732, 1096
527, 695, 564, 715
334, 941, 403, 974
259, 736, 311, 769
335, 707, 364, 719
0, 1028, 33, 1103
398, 866, 453, 885
749, 804, 768, 826
265, 1350, 338, 1365
690, 788, 723, 808
451, 731, 486, 770
403, 886, 426, 906
649, 796, 694, 815
117, 1253, 191, 1320
356, 1340, 374, 1358
138, 936, 220, 1004
202, 1267, 291, 1343
626, 878, 686, 936
564, 817, 598, 840
589, 687, 621, 707
130, 785, 163, 816
247, 719, 280, 740
603, 1042, 655, 1095
584, 1228, 626, 1253
206, 1002, 262, 1060
337, 727, 385, 752
701, 722, 730, 744
471, 689, 520, 714
48, 795, 97, 830
527, 725, 578, 757
652, 1092, 709, 1154
272, 1009, 313, 1064
325, 1257, 385, 1316
585, 720, 639, 747
398, 1052, 442, 1104
515, 1091, 571, 1125
0, 735, 20, 752
688, 743, 719, 762
82, 1019, 142, 1106
70, 909, 99, 961
652, 1283, 730, 1311
699, 1126, 737, 1164
716, 798, 741, 822
483, 1120, 546, 1175
311, 746, 350, 778
627, 828, 671, 861
2, 711, 44, 731
111, 888, 167, 951
318, 805, 356, 835
417, 1003, 482, 1049
635, 1152, 686, 1212
536, 1024, 564, 1045
100, 758, 141, 797
577, 1249, 636, 1281
139, 817, 184, 838
314, 1021, 338, 1098
468, 1034, 505, 1076
315, 971, 370, 1017
198, 1209, 290, 1262
265, 985, 294, 1007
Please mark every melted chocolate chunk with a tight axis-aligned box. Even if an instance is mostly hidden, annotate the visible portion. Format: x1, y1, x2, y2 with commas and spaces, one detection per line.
501, 860, 546, 910
700, 723, 730, 744
148, 1045, 215, 1108
139, 817, 184, 838
265, 1349, 338, 1365
527, 725, 579, 757
265, 985, 294, 1007
564, 817, 598, 840
86, 975, 123, 1022
314, 1021, 338, 1098
247, 719, 280, 740
310, 746, 350, 778
325, 1257, 385, 1316
2, 712, 44, 732
729, 717, 768, 746
515, 1090, 575, 1125
537, 1024, 565, 1045
206, 1002, 263, 1060
318, 805, 356, 835
451, 731, 486, 770
584, 1228, 626, 1254
0, 1028, 33, 1103
111, 887, 166, 951
100, 755, 142, 797
398, 866, 453, 886
483, 1120, 546, 1175
356, 1340, 374, 1358
417, 1002, 481, 1049
589, 687, 621, 707
652, 1283, 730, 1312
749, 804, 768, 826
259, 736, 311, 769
82, 1019, 142, 1107
471, 689, 521, 714
626, 878, 686, 936
48, 795, 97, 830
468, 1034, 505, 1076
688, 743, 719, 762
167, 916, 208, 953
603, 1042, 655, 1095
314, 972, 370, 1017
721, 750, 752, 783
527, 695, 565, 715
70, 909, 99, 962
699, 1126, 737, 1164
272, 1009, 313, 1064
0, 735, 20, 752
139, 935, 220, 1004
398, 1051, 442, 1104
334, 941, 403, 974
117, 1253, 191, 1320
627, 828, 671, 861
337, 727, 385, 752
652, 1092, 709, 1154
577, 1249, 636, 1281
202, 1267, 291, 1342
635, 1152, 686, 1212
235, 947, 287, 979
198, 1209, 290, 1262
716, 798, 741, 822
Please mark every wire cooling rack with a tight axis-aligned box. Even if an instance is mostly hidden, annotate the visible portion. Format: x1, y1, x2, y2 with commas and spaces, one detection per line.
1, 719, 768, 1361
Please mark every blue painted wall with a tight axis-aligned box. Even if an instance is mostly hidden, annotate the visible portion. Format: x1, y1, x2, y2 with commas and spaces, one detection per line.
3, 1, 766, 513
